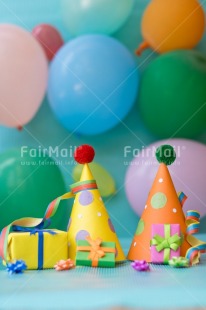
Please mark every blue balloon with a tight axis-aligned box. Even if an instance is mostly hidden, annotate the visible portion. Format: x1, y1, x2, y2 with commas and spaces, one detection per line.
47, 35, 139, 135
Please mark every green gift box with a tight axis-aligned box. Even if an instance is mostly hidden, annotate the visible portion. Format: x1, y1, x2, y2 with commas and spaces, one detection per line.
76, 236, 116, 268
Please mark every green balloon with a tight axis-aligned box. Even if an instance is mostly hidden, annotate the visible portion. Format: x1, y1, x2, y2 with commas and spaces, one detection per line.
139, 50, 206, 138
0, 149, 70, 231
73, 162, 116, 197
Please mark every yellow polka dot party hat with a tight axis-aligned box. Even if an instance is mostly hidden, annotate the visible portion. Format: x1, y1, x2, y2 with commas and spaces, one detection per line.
127, 145, 191, 262
67, 145, 125, 262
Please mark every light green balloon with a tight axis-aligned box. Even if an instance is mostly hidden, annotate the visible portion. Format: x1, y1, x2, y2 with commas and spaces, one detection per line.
73, 162, 116, 197
61, 0, 134, 36
0, 149, 70, 231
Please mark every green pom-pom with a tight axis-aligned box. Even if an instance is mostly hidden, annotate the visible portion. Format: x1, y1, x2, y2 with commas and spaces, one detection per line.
155, 145, 176, 166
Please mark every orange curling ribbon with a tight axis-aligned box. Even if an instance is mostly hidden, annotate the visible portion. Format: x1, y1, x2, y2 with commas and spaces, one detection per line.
77, 236, 115, 267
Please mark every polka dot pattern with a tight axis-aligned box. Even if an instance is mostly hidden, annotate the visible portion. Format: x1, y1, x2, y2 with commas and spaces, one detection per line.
135, 219, 144, 236
173, 208, 177, 213
79, 190, 93, 206
75, 230, 90, 241
159, 178, 163, 183
108, 218, 116, 233
151, 192, 167, 209
97, 212, 102, 217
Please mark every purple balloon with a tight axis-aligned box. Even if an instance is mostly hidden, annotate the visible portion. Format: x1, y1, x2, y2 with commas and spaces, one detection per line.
125, 139, 206, 217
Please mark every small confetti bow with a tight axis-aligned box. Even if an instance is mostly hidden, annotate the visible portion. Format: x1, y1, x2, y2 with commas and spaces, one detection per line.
6, 260, 27, 274
131, 260, 150, 271
169, 257, 189, 268
54, 259, 75, 271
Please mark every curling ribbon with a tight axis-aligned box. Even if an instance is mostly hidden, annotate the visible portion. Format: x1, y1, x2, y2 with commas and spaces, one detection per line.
0, 180, 98, 262
44, 179, 97, 220
185, 210, 206, 265
178, 192, 187, 207
186, 210, 200, 235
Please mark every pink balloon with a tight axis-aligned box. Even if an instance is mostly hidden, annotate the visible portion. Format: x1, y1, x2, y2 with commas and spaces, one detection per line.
125, 139, 206, 217
32, 24, 64, 61
0, 24, 48, 128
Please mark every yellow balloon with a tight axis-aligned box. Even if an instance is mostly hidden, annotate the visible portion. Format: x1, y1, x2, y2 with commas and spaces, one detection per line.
73, 162, 116, 197
136, 0, 205, 55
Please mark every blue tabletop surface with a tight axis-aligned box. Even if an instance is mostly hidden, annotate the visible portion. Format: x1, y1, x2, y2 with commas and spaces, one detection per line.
1, 236, 206, 310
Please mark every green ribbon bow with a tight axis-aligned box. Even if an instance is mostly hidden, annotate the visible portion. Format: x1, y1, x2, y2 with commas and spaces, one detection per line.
169, 257, 189, 268
151, 224, 182, 263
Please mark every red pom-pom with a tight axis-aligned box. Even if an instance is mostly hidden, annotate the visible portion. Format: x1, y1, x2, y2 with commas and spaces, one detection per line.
74, 145, 95, 164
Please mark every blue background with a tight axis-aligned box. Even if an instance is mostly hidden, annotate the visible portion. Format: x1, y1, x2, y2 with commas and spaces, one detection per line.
0, 0, 206, 240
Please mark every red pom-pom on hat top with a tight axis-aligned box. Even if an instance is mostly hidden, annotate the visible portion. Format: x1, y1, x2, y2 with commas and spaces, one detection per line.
74, 145, 95, 164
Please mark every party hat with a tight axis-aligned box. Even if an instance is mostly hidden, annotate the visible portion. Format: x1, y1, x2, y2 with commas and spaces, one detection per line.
67, 145, 125, 262
127, 145, 191, 262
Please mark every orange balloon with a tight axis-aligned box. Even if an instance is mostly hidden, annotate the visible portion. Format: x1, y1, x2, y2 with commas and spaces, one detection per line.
136, 0, 205, 55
